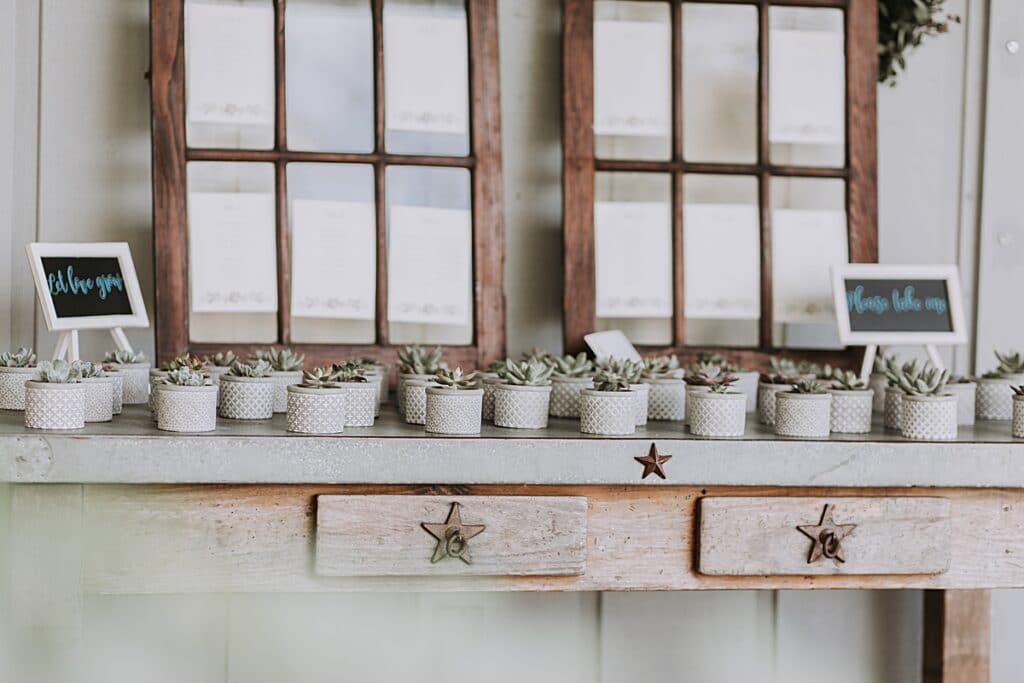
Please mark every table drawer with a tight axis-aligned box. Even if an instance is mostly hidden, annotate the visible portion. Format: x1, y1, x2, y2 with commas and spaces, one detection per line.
698, 497, 952, 576
315, 495, 588, 577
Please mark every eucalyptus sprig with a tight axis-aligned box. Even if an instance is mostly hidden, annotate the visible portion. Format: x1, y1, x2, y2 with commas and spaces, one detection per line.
879, 0, 960, 85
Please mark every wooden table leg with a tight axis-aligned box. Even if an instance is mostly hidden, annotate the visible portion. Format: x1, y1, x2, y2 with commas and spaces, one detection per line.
923, 589, 991, 683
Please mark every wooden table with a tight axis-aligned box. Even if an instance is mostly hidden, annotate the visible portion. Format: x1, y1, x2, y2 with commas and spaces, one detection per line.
3, 407, 1022, 682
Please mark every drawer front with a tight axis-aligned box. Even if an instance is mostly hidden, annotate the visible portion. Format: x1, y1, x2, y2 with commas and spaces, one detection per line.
315, 495, 588, 577
699, 497, 951, 576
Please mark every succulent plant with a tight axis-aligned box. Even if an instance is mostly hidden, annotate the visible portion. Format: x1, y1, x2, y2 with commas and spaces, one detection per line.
433, 367, 479, 390
163, 353, 205, 373
796, 360, 824, 377
708, 383, 736, 394
159, 367, 207, 387
993, 350, 1024, 376
790, 379, 828, 395
596, 358, 643, 384
329, 364, 368, 383
642, 354, 681, 377
72, 360, 105, 379
823, 365, 867, 391
768, 357, 798, 377
204, 351, 237, 367
592, 367, 631, 392
484, 360, 507, 374
34, 360, 81, 383
520, 346, 555, 365
885, 360, 950, 396
397, 345, 443, 375
685, 364, 739, 390
551, 352, 593, 378
499, 359, 554, 386
229, 360, 273, 378
760, 372, 800, 385
103, 349, 147, 365
695, 351, 739, 373
873, 353, 896, 375
300, 367, 340, 389
252, 347, 305, 372
1012, 385, 1024, 397
0, 347, 37, 368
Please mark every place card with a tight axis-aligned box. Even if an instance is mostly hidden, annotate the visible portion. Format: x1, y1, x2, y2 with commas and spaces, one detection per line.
383, 10, 468, 135
769, 29, 844, 145
186, 2, 275, 127
684, 203, 760, 319
387, 205, 472, 325
594, 19, 671, 137
595, 201, 673, 319
290, 199, 376, 320
772, 208, 848, 323
188, 192, 278, 313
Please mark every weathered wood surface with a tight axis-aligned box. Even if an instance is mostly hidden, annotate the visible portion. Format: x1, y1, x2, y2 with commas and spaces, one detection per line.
315, 495, 587, 577
923, 590, 991, 683
699, 496, 951, 576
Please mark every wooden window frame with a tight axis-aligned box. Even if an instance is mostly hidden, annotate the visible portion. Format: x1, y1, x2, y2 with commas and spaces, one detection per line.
562, 0, 878, 369
150, 0, 505, 370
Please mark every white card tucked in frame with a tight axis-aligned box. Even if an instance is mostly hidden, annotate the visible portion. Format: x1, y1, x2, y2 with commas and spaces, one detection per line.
383, 10, 468, 135
772, 208, 848, 323
684, 204, 760, 320
185, 2, 275, 127
595, 201, 673, 319
769, 29, 844, 145
290, 199, 376, 320
188, 192, 278, 313
387, 206, 472, 326
593, 20, 671, 137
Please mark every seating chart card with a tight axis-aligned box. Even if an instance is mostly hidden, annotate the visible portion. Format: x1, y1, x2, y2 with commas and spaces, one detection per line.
594, 20, 671, 137
772, 208, 848, 323
595, 201, 673, 319
684, 203, 760, 320
769, 29, 844, 145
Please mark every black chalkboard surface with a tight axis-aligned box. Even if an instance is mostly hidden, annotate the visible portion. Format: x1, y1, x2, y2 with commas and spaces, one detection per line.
843, 278, 953, 333
40, 256, 134, 318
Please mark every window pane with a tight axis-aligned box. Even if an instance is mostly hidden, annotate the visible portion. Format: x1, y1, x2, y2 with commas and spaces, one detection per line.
286, 0, 374, 153
771, 176, 847, 348
682, 3, 757, 163
768, 7, 845, 168
185, 0, 275, 150
288, 163, 376, 344
386, 165, 473, 345
383, 0, 470, 156
187, 162, 278, 343
594, 172, 673, 346
594, 1, 671, 161
683, 174, 759, 347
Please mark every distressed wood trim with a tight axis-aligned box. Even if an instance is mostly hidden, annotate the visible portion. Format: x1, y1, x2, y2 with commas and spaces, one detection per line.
923, 590, 991, 683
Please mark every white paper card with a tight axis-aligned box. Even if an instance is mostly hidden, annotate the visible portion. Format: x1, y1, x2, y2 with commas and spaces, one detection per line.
384, 11, 468, 135
684, 204, 760, 319
769, 29, 844, 145
290, 199, 376, 320
584, 330, 642, 363
772, 208, 848, 323
594, 20, 671, 137
595, 201, 673, 319
186, 3, 275, 126
189, 192, 278, 313
387, 206, 471, 325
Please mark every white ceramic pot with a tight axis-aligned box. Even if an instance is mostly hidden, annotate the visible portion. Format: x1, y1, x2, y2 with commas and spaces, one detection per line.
901, 394, 957, 441
397, 372, 433, 417
884, 386, 903, 431
203, 365, 232, 407
157, 384, 218, 432
774, 392, 831, 438
116, 363, 151, 405
218, 375, 276, 420
643, 378, 685, 421
944, 381, 976, 426
286, 385, 346, 434
1013, 395, 1024, 438
23, 381, 85, 430
402, 379, 436, 426
976, 375, 1023, 420
0, 366, 37, 410
493, 384, 552, 429
482, 376, 503, 422
148, 369, 167, 419
630, 383, 650, 427
81, 377, 115, 423
270, 370, 303, 414
365, 369, 384, 416
374, 363, 391, 404
688, 391, 746, 437
829, 389, 874, 434
732, 371, 759, 413
684, 385, 710, 426
757, 382, 791, 426
869, 372, 888, 413
579, 389, 635, 436
549, 376, 593, 418
425, 387, 483, 435
341, 382, 377, 427
106, 371, 124, 415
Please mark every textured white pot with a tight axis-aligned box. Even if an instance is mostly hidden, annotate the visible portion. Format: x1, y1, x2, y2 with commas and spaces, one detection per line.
688, 391, 746, 437
425, 387, 483, 435
757, 382, 792, 426
732, 371, 759, 413
218, 375, 275, 420
869, 373, 888, 413
402, 379, 436, 426
81, 377, 115, 423
148, 369, 167, 420
23, 382, 85, 430
774, 392, 831, 438
549, 376, 593, 418
482, 376, 503, 422
643, 378, 685, 421
579, 389, 635, 435
106, 371, 124, 415
341, 382, 377, 427
829, 389, 873, 434
630, 383, 650, 427
286, 385, 346, 434
684, 385, 710, 426
270, 370, 303, 414
884, 386, 903, 431
373, 363, 391, 404
157, 384, 218, 433
365, 369, 384, 416
493, 384, 552, 429
0, 366, 37, 410
944, 382, 976, 426
976, 375, 1023, 420
397, 373, 433, 417
203, 365, 232, 407
116, 363, 151, 405
901, 394, 957, 441
1014, 395, 1024, 438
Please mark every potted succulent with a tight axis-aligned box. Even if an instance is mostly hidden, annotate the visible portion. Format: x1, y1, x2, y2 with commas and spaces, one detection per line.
481, 360, 507, 422
825, 367, 874, 434
330, 363, 377, 427
687, 367, 746, 437
624, 359, 649, 427
155, 367, 217, 433
549, 353, 594, 418
775, 379, 832, 438
103, 349, 151, 405
869, 353, 895, 413
977, 350, 1024, 420
202, 351, 237, 396
425, 367, 483, 435
0, 347, 38, 410
154, 354, 205, 420
521, 346, 556, 365
696, 352, 757, 413
944, 375, 977, 426
350, 356, 389, 410
75, 361, 115, 423
641, 356, 686, 421
400, 373, 439, 426
579, 367, 635, 436
286, 367, 346, 435
219, 360, 275, 420
23, 360, 86, 430
252, 347, 305, 414
396, 345, 443, 417
101, 363, 125, 415
757, 358, 804, 426
888, 362, 955, 441
493, 359, 554, 429
1012, 386, 1024, 438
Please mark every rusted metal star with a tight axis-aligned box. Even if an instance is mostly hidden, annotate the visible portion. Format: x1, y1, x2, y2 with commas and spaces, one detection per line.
797, 504, 857, 564
635, 443, 672, 480
421, 502, 486, 565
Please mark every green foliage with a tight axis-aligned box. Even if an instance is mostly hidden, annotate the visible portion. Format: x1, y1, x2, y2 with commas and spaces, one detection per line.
695, 351, 739, 373
34, 360, 81, 384
160, 367, 207, 387
329, 364, 368, 383
72, 361, 105, 379
824, 365, 867, 391
879, 0, 960, 85
229, 360, 273, 378
885, 359, 950, 396
520, 346, 555, 365
397, 345, 443, 375
685, 364, 738, 390
204, 351, 237, 367
873, 353, 896, 375
597, 358, 643, 384
433, 367, 479, 390
641, 354, 680, 378
994, 350, 1024, 376
163, 353, 205, 373
253, 347, 305, 372
300, 367, 340, 389
551, 352, 593, 378
499, 359, 554, 386
592, 367, 631, 392
790, 379, 828, 395
0, 347, 37, 368
103, 349, 147, 365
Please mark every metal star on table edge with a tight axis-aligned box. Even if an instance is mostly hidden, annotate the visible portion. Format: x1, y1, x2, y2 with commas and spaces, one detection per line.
634, 443, 672, 480
796, 503, 857, 565
420, 502, 486, 565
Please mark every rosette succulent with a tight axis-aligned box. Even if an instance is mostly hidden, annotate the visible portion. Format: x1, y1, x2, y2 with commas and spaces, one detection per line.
103, 349, 147, 365
160, 367, 207, 387
984, 350, 1024, 378
592, 367, 631, 392
790, 378, 828, 394
300, 367, 340, 389
685, 364, 738, 390
824, 366, 867, 391
695, 351, 739, 373
164, 353, 205, 373
330, 364, 368, 383
642, 354, 681, 378
397, 345, 443, 375
433, 367, 479, 390
551, 352, 593, 378
520, 346, 555, 365
204, 351, 237, 367
886, 361, 949, 396
34, 360, 81, 383
72, 360, 105, 379
253, 347, 305, 372
229, 360, 273, 378
499, 359, 553, 386
1, 347, 37, 368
